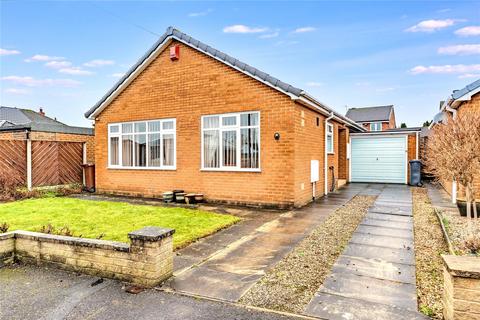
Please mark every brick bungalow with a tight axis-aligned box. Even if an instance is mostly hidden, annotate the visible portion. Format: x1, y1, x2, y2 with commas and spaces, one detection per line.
430, 79, 480, 201
346, 105, 396, 131
0, 106, 94, 188
84, 27, 366, 208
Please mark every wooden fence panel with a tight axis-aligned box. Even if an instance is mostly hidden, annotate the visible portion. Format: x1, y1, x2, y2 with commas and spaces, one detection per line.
32, 141, 83, 187
59, 142, 83, 185
0, 140, 27, 184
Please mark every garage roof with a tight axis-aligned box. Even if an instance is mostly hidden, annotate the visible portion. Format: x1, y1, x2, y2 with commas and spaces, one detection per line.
346, 105, 393, 122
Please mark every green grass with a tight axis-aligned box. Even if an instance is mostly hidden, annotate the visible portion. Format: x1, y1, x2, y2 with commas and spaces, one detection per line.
0, 197, 240, 249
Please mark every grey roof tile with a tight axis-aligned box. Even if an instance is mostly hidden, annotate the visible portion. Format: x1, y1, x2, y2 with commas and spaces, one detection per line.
346, 105, 393, 122
0, 106, 93, 135
452, 78, 480, 100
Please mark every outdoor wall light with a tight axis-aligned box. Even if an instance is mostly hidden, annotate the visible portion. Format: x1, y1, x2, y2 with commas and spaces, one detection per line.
274, 132, 280, 140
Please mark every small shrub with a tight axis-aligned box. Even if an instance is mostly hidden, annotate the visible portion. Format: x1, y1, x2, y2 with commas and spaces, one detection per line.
463, 235, 480, 254
58, 226, 74, 237
0, 222, 9, 233
0, 169, 23, 201
39, 224, 55, 234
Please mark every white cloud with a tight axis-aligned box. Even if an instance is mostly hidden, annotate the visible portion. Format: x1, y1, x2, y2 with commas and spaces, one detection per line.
436, 8, 451, 13
376, 87, 395, 93
306, 82, 324, 87
259, 32, 279, 39
5, 88, 30, 95
455, 26, 480, 37
438, 44, 480, 55
45, 60, 72, 69
355, 81, 371, 87
292, 27, 316, 33
188, 9, 212, 17
111, 72, 125, 78
405, 19, 457, 33
410, 64, 480, 74
0, 48, 21, 56
2, 75, 81, 87
24, 54, 65, 62
58, 67, 94, 76
223, 25, 268, 34
275, 40, 299, 46
458, 73, 480, 79
83, 59, 115, 67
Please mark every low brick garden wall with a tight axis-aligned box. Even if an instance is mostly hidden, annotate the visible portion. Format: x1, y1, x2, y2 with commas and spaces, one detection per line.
0, 226, 174, 287
442, 255, 480, 320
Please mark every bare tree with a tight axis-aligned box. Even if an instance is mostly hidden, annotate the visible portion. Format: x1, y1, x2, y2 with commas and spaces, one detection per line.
425, 111, 480, 221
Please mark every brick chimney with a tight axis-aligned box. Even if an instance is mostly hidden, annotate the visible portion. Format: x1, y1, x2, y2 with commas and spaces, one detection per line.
39, 107, 45, 116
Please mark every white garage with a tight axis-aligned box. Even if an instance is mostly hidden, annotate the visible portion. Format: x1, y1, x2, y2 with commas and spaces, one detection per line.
349, 132, 418, 184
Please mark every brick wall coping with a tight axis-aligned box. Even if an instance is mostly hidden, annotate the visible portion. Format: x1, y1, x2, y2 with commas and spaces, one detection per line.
442, 254, 480, 279
2, 230, 129, 252
128, 226, 175, 241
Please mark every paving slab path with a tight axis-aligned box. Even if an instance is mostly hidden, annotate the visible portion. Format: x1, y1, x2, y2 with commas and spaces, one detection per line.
304, 185, 427, 320
163, 183, 378, 303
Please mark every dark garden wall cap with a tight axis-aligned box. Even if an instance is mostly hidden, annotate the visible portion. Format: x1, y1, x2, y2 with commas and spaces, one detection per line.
128, 226, 175, 241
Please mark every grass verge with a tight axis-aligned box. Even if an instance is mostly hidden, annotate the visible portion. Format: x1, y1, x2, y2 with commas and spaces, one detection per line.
0, 197, 240, 250
239, 195, 376, 313
412, 187, 449, 319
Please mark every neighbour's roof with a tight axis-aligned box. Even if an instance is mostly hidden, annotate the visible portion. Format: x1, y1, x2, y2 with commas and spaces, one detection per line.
84, 26, 365, 132
452, 78, 480, 100
0, 106, 93, 135
345, 105, 393, 122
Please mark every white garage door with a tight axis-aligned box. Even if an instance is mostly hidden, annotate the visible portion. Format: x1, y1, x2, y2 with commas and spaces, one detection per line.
350, 136, 407, 184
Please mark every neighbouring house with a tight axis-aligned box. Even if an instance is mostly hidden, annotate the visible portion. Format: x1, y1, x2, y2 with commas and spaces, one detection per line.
346, 105, 396, 131
0, 106, 94, 188
430, 79, 480, 201
84, 26, 368, 208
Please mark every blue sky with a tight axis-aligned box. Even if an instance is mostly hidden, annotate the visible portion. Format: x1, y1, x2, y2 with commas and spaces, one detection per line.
1, 1, 479, 127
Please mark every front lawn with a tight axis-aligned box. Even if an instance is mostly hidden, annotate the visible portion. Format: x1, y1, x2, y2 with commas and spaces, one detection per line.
0, 197, 240, 249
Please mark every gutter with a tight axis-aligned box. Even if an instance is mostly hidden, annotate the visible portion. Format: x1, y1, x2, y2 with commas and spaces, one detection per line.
324, 112, 334, 195
293, 94, 365, 132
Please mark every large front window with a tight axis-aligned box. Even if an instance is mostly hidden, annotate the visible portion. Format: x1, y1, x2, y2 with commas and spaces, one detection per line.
202, 111, 260, 171
108, 119, 176, 169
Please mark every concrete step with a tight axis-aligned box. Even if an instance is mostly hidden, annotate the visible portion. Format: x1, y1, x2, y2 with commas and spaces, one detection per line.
319, 272, 418, 311
361, 217, 412, 230
333, 255, 416, 284
304, 292, 427, 320
356, 225, 413, 239
343, 243, 415, 265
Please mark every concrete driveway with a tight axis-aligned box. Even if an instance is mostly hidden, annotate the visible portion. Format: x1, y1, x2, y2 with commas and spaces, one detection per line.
164, 183, 377, 302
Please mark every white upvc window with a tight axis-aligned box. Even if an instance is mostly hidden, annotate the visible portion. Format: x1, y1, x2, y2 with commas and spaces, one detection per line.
201, 111, 260, 172
326, 123, 334, 154
108, 118, 176, 170
370, 122, 382, 131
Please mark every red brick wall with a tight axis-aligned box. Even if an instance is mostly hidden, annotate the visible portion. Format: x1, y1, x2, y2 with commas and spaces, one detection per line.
93, 40, 299, 208
92, 40, 352, 207
0, 131, 94, 163
407, 133, 417, 184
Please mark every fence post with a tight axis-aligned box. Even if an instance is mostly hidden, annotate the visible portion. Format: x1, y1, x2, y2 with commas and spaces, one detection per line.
82, 142, 87, 186
26, 139, 32, 190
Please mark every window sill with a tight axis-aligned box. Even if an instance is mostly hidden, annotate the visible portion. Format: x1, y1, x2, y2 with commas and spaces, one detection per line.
107, 166, 176, 171
200, 168, 261, 173
327, 152, 335, 155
